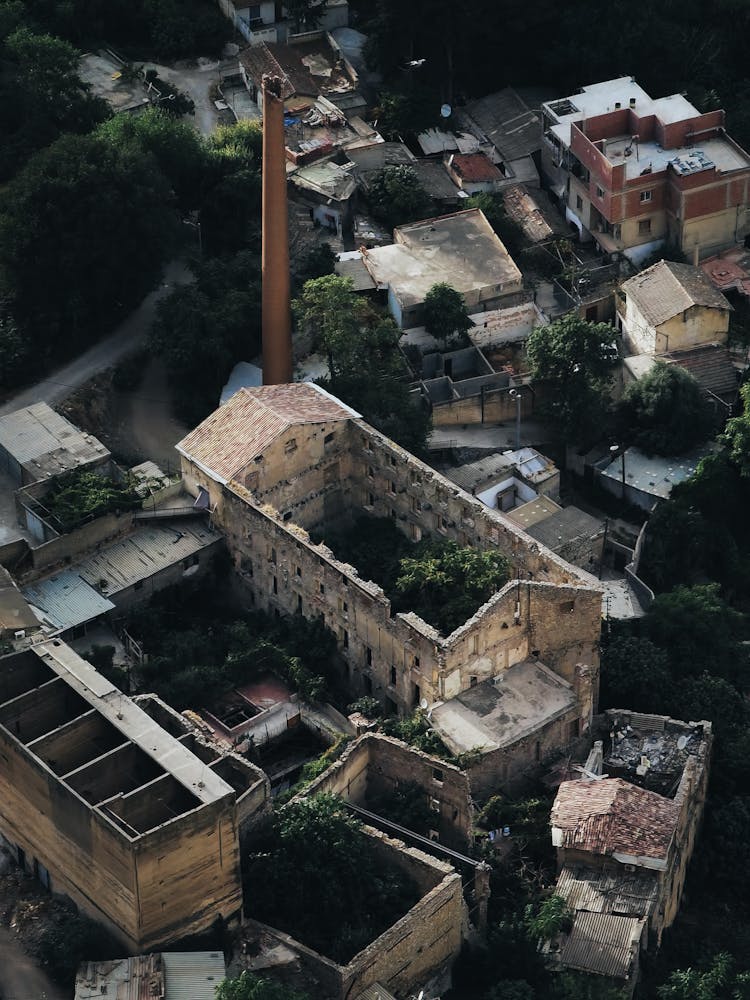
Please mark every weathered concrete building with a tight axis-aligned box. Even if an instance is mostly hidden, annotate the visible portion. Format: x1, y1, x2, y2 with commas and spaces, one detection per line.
177, 382, 602, 793
618, 259, 732, 356
0, 640, 256, 953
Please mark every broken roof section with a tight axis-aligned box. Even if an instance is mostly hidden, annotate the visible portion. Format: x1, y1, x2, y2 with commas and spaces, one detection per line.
502, 185, 568, 244
75, 952, 227, 1000
603, 711, 709, 797
621, 259, 732, 327
177, 383, 359, 485
290, 158, 357, 201
431, 660, 576, 755
551, 778, 679, 869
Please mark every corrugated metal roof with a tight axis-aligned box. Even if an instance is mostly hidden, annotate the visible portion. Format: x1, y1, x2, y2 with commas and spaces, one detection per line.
0, 402, 108, 479
551, 778, 678, 864
462, 88, 542, 161
23, 569, 115, 631
177, 383, 358, 485
556, 865, 657, 917
75, 522, 220, 594
560, 911, 645, 980
355, 984, 398, 1000
162, 951, 226, 1000
74, 955, 163, 1000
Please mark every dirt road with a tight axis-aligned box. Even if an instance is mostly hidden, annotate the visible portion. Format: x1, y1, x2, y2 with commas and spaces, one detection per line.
0, 259, 192, 418
0, 925, 70, 1000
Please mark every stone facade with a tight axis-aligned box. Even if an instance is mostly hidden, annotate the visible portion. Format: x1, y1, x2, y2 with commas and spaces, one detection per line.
242, 827, 464, 1000
178, 385, 602, 780
301, 732, 473, 850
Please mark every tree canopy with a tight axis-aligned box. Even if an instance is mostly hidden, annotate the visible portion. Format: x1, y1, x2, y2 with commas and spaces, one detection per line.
0, 132, 176, 355
525, 314, 618, 444
293, 275, 431, 455
367, 164, 430, 231
615, 361, 714, 455
423, 282, 472, 346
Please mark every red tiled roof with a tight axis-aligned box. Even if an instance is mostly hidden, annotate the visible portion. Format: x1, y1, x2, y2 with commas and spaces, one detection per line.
176, 384, 356, 484
551, 778, 678, 865
450, 152, 503, 184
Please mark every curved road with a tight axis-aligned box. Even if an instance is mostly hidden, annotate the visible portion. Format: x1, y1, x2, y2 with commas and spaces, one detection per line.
0, 259, 192, 418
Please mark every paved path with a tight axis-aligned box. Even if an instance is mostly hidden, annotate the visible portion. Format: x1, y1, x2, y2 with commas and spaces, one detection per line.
0, 925, 70, 1000
0, 259, 192, 418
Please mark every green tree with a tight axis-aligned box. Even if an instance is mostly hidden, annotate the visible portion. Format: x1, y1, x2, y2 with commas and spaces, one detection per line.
0, 27, 109, 179
657, 952, 750, 999
465, 192, 525, 256
616, 361, 714, 455
246, 794, 419, 963
151, 251, 261, 424
423, 282, 472, 347
526, 314, 618, 444
215, 972, 309, 1000
394, 540, 511, 635
0, 132, 175, 355
367, 164, 430, 230
485, 983, 537, 1000
722, 382, 750, 477
97, 107, 210, 212
525, 895, 573, 942
293, 275, 431, 455
599, 636, 672, 713
644, 583, 749, 686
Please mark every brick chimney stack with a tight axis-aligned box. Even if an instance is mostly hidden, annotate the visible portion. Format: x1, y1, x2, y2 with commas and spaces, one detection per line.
261, 74, 293, 385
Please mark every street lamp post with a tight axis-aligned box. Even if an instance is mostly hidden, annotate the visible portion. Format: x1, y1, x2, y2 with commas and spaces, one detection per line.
509, 388, 522, 450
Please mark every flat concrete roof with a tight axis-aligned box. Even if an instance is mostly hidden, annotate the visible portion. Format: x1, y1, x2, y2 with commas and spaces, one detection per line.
78, 52, 151, 113
526, 505, 604, 549
505, 494, 562, 529
430, 660, 576, 754
599, 445, 711, 500
362, 209, 522, 308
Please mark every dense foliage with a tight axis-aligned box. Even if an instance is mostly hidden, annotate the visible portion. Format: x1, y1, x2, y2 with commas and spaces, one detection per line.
43, 470, 140, 531
423, 282, 472, 347
615, 362, 714, 456
293, 275, 432, 456
150, 250, 262, 424
367, 164, 430, 230
324, 515, 511, 635
125, 581, 338, 710
526, 314, 619, 444
245, 794, 421, 963
216, 972, 309, 1000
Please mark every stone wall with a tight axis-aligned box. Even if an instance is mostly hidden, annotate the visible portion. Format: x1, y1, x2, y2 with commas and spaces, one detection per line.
241, 827, 464, 1000
302, 733, 473, 850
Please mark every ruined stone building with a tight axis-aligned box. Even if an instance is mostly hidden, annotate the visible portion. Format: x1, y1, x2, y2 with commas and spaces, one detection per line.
177, 382, 602, 792
547, 710, 712, 991
0, 639, 269, 953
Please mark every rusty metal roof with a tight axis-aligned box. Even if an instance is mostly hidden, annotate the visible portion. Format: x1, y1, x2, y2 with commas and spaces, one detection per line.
559, 911, 646, 980
551, 777, 678, 867
176, 384, 358, 485
450, 152, 503, 183
555, 864, 657, 917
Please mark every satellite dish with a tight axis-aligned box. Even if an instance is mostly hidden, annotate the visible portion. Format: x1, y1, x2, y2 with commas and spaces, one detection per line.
420, 698, 429, 710
440, 103, 452, 118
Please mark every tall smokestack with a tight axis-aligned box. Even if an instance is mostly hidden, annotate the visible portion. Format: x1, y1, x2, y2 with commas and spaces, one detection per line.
261, 74, 293, 385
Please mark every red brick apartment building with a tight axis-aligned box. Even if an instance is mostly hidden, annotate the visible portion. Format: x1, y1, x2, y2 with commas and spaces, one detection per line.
541, 78, 750, 263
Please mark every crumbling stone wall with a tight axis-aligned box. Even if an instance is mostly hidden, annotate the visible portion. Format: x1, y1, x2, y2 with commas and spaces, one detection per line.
301, 733, 473, 850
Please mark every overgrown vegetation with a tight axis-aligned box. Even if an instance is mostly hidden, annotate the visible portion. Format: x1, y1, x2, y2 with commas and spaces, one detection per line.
125, 580, 339, 710
324, 515, 511, 635
245, 794, 421, 963
293, 275, 432, 456
43, 469, 140, 530
216, 972, 310, 1000
366, 164, 430, 230
614, 362, 715, 456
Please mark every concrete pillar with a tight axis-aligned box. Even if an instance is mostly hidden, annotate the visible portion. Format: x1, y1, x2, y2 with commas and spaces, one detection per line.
261, 75, 293, 385
473, 862, 492, 937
